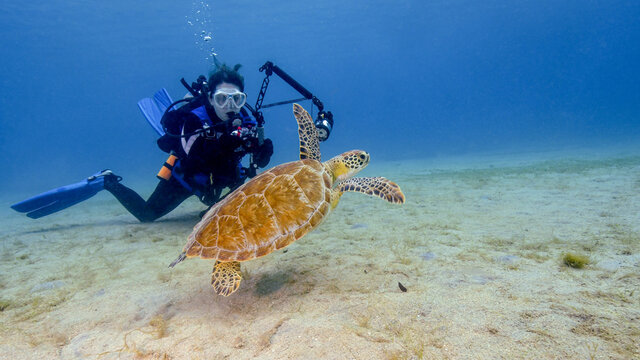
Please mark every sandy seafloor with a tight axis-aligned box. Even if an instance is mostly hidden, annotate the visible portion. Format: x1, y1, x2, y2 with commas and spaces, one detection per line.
1, 146, 639, 360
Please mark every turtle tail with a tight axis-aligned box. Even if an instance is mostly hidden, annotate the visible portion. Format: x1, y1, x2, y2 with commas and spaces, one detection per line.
168, 252, 187, 268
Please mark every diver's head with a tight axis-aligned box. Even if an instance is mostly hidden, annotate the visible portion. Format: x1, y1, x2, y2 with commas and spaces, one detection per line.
208, 64, 246, 121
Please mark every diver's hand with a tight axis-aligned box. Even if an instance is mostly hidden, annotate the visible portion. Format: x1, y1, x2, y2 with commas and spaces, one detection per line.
230, 125, 254, 140
253, 138, 273, 168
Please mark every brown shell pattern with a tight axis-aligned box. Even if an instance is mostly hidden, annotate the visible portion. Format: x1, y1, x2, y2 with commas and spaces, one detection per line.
183, 159, 333, 261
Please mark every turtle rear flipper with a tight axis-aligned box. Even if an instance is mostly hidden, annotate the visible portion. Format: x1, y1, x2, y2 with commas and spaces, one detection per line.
336, 177, 405, 204
212, 261, 243, 296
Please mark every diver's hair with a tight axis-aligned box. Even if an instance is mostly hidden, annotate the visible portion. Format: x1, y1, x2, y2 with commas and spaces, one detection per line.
208, 63, 244, 92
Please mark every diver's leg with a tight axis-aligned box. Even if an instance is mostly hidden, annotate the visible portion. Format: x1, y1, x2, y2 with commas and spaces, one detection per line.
103, 180, 148, 220
143, 179, 193, 221
104, 177, 191, 222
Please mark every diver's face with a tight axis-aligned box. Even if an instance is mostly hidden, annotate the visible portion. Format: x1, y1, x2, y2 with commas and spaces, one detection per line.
209, 82, 244, 121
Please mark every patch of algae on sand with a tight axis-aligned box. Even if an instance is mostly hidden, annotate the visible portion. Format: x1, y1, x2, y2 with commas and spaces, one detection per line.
562, 253, 590, 269
0, 299, 12, 312
606, 223, 640, 253
565, 305, 640, 358
11, 290, 71, 322
97, 314, 170, 359
347, 301, 448, 359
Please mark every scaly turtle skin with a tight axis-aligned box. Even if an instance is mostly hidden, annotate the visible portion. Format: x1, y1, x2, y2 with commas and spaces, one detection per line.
169, 104, 405, 296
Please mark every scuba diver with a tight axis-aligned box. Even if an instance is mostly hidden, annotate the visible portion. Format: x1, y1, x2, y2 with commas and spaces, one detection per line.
11, 61, 334, 222
101, 64, 274, 222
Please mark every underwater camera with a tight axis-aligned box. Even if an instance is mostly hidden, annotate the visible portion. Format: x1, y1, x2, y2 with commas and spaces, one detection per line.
314, 110, 334, 141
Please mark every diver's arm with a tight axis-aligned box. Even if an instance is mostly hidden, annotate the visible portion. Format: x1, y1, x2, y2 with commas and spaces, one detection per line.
156, 111, 203, 157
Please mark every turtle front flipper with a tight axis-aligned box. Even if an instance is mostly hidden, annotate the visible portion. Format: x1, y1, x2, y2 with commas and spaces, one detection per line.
211, 261, 242, 296
335, 177, 405, 205
293, 103, 321, 161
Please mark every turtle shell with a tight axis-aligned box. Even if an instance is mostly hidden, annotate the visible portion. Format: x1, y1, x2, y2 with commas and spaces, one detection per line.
183, 159, 333, 262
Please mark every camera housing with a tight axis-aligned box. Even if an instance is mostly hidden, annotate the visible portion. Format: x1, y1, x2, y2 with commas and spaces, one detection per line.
314, 111, 334, 141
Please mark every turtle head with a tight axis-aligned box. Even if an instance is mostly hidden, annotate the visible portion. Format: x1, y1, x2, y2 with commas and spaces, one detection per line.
325, 150, 370, 184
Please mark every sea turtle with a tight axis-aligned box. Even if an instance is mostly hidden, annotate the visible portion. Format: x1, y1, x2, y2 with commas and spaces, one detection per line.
169, 104, 405, 296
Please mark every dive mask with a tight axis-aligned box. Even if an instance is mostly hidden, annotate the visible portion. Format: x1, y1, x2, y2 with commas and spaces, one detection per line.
212, 89, 247, 109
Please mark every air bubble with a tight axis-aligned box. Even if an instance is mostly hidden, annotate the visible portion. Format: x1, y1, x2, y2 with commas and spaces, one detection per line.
187, 1, 217, 64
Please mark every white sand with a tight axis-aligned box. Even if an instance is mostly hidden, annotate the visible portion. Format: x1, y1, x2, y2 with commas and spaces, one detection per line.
1, 147, 639, 359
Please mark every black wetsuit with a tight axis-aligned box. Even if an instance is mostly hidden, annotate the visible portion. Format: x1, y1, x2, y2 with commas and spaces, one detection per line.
104, 96, 273, 222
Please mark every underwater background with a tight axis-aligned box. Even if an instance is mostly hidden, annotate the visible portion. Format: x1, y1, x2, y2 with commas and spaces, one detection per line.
1, 0, 639, 195
2, 1, 640, 359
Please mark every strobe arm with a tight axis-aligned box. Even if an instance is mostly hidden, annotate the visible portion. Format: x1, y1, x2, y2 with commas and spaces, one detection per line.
259, 61, 324, 112
256, 61, 333, 141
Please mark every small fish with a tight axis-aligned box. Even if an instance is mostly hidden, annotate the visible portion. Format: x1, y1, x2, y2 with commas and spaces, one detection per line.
398, 282, 407, 292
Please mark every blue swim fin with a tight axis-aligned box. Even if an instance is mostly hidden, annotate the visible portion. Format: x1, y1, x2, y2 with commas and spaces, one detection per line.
137, 88, 175, 136
11, 171, 109, 219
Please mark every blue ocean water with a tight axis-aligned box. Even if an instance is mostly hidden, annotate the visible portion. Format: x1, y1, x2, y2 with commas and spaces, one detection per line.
1, 0, 639, 195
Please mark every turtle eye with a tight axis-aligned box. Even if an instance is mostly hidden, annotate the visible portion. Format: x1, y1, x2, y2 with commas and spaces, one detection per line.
359, 154, 366, 160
